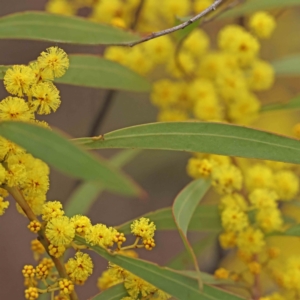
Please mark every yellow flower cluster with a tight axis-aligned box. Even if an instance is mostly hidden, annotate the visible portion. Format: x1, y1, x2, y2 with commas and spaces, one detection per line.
0, 47, 69, 218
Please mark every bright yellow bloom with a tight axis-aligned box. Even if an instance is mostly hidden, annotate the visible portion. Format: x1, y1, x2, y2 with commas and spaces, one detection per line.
151, 80, 179, 109
193, 0, 213, 13
221, 207, 249, 232
274, 170, 299, 200
248, 261, 261, 274
249, 188, 278, 209
211, 164, 243, 194
0, 96, 34, 121
24, 287, 39, 300
104, 47, 130, 66
219, 231, 237, 249
219, 193, 248, 211
237, 227, 265, 255
65, 251, 93, 282
36, 258, 54, 279
193, 96, 223, 121
27, 220, 41, 233
0, 137, 25, 161
248, 59, 275, 91
4, 65, 35, 96
228, 91, 261, 124
31, 239, 45, 260
256, 208, 283, 232
214, 268, 229, 279
160, 0, 191, 24
131, 217, 156, 240
22, 265, 36, 278
0, 196, 9, 216
71, 215, 92, 236
29, 60, 54, 82
167, 51, 196, 78
245, 164, 274, 192
42, 201, 64, 221
37, 46, 69, 78
97, 269, 122, 291
249, 11, 276, 39
46, 0, 76, 16
59, 279, 74, 295
85, 223, 115, 248
48, 243, 66, 258
45, 216, 75, 246
31, 82, 61, 115
5, 161, 27, 187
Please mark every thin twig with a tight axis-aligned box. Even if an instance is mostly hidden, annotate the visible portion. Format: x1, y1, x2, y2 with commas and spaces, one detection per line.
123, 0, 224, 47
131, 0, 145, 29
7, 186, 79, 300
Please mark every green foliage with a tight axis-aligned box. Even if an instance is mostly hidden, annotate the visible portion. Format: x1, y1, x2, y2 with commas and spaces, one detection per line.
75, 236, 245, 300
0, 121, 142, 196
272, 55, 300, 76
261, 96, 300, 112
75, 122, 300, 164
91, 284, 128, 300
0, 11, 138, 44
65, 150, 141, 216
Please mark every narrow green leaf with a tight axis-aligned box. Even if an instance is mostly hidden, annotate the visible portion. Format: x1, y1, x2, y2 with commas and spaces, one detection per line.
0, 121, 142, 197
89, 284, 128, 300
55, 55, 151, 92
221, 0, 300, 18
272, 56, 300, 77
116, 205, 221, 233
75, 236, 245, 300
75, 122, 300, 165
172, 179, 211, 289
174, 19, 200, 41
65, 150, 141, 216
167, 235, 217, 270
261, 96, 300, 113
0, 56, 151, 92
0, 11, 138, 45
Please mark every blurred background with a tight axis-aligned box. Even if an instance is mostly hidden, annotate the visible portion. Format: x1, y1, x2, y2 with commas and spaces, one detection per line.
1, 1, 300, 299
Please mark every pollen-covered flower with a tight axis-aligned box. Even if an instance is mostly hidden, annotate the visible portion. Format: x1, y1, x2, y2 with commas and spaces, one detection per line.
219, 193, 248, 211
0, 196, 9, 216
274, 170, 299, 200
22, 265, 36, 278
219, 231, 236, 249
31, 239, 45, 260
24, 287, 39, 300
245, 164, 274, 192
85, 223, 115, 248
256, 208, 283, 233
237, 227, 265, 255
131, 217, 156, 240
42, 201, 64, 221
249, 11, 276, 39
4, 65, 35, 96
45, 216, 75, 246
0, 96, 34, 121
59, 279, 74, 295
37, 46, 69, 78
221, 207, 249, 232
211, 164, 243, 194
249, 188, 278, 209
214, 268, 229, 279
71, 215, 92, 236
27, 220, 42, 233
31, 82, 61, 115
48, 243, 66, 258
65, 251, 93, 282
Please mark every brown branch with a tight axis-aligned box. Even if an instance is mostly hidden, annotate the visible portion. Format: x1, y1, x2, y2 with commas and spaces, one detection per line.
6, 186, 79, 300
124, 0, 224, 47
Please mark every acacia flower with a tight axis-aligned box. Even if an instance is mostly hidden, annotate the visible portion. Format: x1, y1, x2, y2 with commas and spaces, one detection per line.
42, 201, 64, 221
4, 65, 35, 96
37, 46, 69, 78
131, 217, 156, 240
45, 216, 75, 246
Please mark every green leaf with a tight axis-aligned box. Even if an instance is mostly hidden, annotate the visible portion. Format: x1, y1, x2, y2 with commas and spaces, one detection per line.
0, 121, 142, 197
89, 284, 128, 300
65, 150, 141, 216
261, 96, 300, 113
0, 56, 151, 92
116, 205, 221, 233
272, 55, 300, 77
0, 11, 138, 45
75, 236, 245, 300
174, 19, 200, 42
75, 122, 300, 165
172, 179, 211, 288
167, 235, 217, 270
55, 55, 151, 92
221, 0, 300, 18
284, 224, 300, 236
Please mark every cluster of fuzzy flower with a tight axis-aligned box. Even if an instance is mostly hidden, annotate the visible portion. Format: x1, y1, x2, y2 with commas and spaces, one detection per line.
98, 251, 170, 300
0, 46, 69, 218
24, 198, 159, 299
187, 153, 300, 299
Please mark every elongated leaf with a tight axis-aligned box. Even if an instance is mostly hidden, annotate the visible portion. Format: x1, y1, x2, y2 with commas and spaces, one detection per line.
90, 284, 128, 300
272, 56, 300, 77
116, 205, 221, 233
261, 96, 300, 113
222, 0, 300, 18
0, 11, 138, 45
284, 224, 300, 236
0, 121, 142, 196
0, 56, 150, 92
55, 55, 151, 92
172, 179, 211, 288
75, 236, 244, 300
75, 122, 300, 165
167, 235, 217, 270
66, 149, 141, 216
